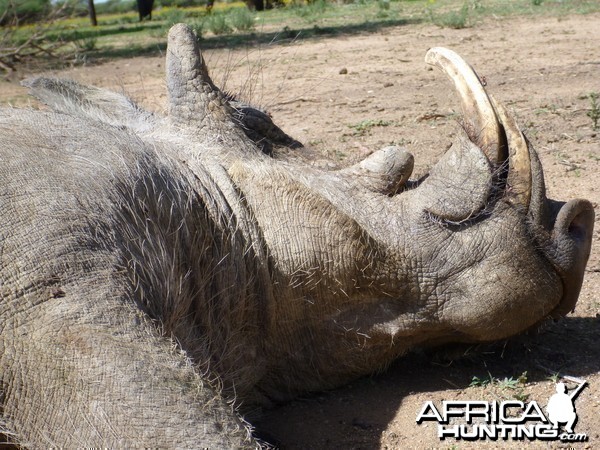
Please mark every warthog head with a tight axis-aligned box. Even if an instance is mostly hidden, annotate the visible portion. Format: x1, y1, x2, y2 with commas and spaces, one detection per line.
166, 26, 594, 398
0, 23, 594, 446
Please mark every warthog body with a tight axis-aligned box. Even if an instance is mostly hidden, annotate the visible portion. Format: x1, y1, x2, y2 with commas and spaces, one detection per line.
0, 24, 594, 446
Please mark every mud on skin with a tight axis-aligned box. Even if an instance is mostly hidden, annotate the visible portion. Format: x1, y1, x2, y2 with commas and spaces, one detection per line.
0, 24, 593, 447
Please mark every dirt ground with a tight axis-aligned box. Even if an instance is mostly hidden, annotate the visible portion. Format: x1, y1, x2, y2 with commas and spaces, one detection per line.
1, 11, 598, 450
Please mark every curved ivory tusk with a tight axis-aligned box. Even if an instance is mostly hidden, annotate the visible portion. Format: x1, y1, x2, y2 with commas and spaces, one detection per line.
490, 96, 532, 209
425, 47, 505, 166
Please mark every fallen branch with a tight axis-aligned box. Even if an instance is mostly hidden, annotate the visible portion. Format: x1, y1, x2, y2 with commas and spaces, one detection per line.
0, 1, 71, 74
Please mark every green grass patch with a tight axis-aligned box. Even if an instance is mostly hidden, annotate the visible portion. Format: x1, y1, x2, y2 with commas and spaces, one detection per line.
348, 119, 394, 136
3, 0, 600, 71
228, 7, 256, 32
205, 12, 233, 35
469, 371, 529, 401
429, 1, 470, 29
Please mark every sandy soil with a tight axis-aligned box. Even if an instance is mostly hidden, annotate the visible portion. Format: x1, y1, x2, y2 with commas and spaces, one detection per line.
0, 12, 598, 450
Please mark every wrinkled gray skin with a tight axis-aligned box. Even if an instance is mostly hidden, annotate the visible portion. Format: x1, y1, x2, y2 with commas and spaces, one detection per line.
0, 24, 594, 447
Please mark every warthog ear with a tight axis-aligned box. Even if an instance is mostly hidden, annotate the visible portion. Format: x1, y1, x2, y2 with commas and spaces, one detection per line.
167, 23, 302, 155
227, 98, 303, 156
22, 77, 155, 132
166, 23, 235, 130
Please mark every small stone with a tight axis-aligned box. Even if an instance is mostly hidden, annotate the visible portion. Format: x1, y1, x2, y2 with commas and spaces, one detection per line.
383, 82, 394, 88
339, 67, 348, 75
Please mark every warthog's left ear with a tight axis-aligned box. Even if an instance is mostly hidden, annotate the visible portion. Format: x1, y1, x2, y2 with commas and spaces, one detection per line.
22, 77, 156, 132
166, 23, 301, 155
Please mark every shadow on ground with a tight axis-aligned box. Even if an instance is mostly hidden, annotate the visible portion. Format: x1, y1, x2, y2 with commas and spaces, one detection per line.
83, 16, 422, 64
254, 315, 600, 449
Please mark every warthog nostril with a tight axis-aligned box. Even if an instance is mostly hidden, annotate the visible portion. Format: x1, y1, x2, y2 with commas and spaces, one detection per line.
567, 206, 594, 242
555, 199, 595, 244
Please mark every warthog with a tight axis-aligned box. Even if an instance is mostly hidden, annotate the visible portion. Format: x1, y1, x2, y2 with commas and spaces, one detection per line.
0, 24, 594, 447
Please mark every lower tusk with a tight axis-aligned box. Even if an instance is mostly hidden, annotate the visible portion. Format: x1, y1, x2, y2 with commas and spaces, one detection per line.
490, 96, 532, 209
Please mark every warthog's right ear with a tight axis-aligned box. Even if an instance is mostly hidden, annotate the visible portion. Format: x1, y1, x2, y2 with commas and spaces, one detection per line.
166, 23, 234, 131
166, 23, 302, 155
22, 77, 155, 132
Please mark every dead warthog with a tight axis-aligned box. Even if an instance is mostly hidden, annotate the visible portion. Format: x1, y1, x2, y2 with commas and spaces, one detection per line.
0, 24, 593, 447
